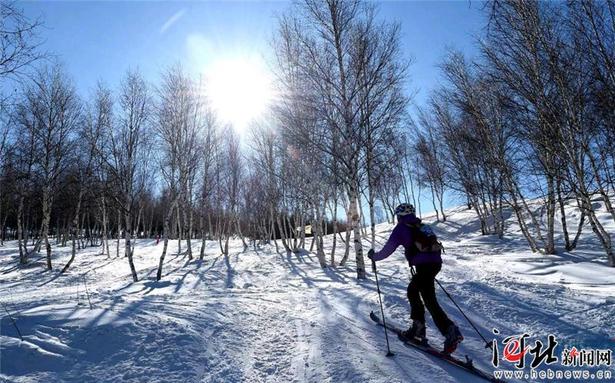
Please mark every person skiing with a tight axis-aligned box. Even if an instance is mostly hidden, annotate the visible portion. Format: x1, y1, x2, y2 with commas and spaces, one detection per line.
368, 203, 463, 354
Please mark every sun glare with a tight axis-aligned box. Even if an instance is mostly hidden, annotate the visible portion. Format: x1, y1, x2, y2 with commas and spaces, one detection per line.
206, 57, 274, 133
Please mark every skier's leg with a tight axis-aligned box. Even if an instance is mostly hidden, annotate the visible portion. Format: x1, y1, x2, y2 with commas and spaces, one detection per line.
417, 263, 453, 336
407, 275, 425, 323
403, 274, 427, 340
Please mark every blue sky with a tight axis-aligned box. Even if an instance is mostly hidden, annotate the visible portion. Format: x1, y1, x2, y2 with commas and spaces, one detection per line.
20, 0, 485, 105
18, 0, 486, 216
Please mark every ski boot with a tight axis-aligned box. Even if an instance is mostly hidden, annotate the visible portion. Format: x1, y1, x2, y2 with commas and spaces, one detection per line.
400, 320, 427, 345
443, 324, 463, 354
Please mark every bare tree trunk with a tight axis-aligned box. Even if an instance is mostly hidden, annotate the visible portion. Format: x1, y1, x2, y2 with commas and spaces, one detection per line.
277, 213, 290, 252
545, 175, 556, 254
271, 208, 279, 253
207, 211, 213, 241
569, 199, 585, 251
55, 219, 61, 245
280, 213, 289, 251
236, 217, 248, 250
340, 219, 352, 266
430, 183, 440, 222
125, 209, 138, 282
135, 203, 143, 241
223, 213, 230, 256
41, 187, 52, 270
116, 209, 122, 258
289, 215, 297, 252
299, 212, 306, 249
359, 201, 368, 237
217, 213, 224, 254
437, 186, 447, 223
309, 232, 315, 252
176, 205, 182, 255
367, 188, 376, 253
556, 178, 572, 251
349, 184, 366, 279
183, 200, 193, 260
312, 208, 327, 268
497, 192, 505, 238
79, 211, 86, 250
101, 196, 110, 257
199, 214, 206, 260
61, 186, 84, 274
157, 200, 176, 280
506, 177, 539, 252
17, 197, 27, 264
330, 197, 338, 266
291, 214, 298, 251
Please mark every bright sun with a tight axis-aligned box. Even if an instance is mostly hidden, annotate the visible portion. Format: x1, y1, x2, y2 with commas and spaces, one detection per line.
206, 57, 274, 133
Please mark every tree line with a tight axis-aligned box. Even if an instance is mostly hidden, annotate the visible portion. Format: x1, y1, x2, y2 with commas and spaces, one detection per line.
0, 0, 613, 286
414, 0, 615, 266
264, 0, 615, 271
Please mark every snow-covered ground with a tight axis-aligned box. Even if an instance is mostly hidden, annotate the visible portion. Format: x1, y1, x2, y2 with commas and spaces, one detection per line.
1, 202, 614, 382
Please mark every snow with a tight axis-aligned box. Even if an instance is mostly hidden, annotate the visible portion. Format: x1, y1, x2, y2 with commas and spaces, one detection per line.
1, 203, 614, 382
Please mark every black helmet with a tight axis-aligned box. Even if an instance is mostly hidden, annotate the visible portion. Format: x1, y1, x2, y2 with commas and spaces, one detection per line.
394, 203, 415, 216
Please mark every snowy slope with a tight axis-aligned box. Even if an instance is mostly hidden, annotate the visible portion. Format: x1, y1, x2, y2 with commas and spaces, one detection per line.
1, 203, 614, 383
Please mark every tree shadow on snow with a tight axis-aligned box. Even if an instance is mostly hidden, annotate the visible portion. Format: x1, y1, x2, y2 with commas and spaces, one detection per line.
278, 250, 315, 288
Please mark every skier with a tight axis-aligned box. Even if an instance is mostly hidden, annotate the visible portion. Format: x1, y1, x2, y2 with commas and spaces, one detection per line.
368, 203, 464, 354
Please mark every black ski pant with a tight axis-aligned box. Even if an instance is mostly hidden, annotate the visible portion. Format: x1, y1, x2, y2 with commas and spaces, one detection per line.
407, 262, 453, 336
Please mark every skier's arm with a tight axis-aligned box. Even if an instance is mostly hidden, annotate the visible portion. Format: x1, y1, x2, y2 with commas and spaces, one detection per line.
372, 226, 402, 261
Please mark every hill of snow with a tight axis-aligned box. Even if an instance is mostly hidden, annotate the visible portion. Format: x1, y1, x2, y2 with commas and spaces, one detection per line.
1, 202, 614, 382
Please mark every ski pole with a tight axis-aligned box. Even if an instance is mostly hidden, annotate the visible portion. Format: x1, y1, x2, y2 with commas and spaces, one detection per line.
434, 277, 492, 349
372, 258, 394, 357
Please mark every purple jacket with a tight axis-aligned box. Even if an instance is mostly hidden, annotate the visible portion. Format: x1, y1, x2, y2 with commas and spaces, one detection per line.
372, 214, 442, 265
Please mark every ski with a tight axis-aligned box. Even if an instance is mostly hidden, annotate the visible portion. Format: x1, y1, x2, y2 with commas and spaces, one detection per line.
370, 311, 506, 383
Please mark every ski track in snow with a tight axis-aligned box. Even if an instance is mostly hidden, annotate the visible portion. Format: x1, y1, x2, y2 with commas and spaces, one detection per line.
1, 203, 614, 383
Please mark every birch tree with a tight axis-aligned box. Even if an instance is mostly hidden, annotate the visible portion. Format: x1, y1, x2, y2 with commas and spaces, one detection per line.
103, 70, 151, 282
20, 66, 80, 270
156, 66, 205, 280
273, 0, 410, 278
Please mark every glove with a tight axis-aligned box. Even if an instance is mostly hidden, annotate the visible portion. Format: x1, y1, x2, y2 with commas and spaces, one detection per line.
367, 249, 375, 260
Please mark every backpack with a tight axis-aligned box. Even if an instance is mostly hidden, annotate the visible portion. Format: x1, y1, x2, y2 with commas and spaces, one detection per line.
405, 222, 443, 255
